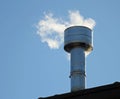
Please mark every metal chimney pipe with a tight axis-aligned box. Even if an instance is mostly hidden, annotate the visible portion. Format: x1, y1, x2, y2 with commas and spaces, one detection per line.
64, 26, 93, 92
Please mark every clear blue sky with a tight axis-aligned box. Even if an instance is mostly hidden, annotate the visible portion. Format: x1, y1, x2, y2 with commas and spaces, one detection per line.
0, 0, 120, 99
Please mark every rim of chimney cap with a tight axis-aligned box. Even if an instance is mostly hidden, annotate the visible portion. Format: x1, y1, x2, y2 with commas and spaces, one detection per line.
64, 26, 92, 32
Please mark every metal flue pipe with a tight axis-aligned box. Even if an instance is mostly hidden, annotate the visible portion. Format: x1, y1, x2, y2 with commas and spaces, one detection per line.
64, 26, 93, 92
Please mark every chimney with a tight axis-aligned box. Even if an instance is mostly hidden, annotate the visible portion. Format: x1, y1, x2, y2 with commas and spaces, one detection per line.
64, 26, 93, 92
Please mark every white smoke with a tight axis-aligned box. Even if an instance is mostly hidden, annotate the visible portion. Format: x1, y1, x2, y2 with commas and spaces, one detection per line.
36, 10, 96, 49
68, 11, 96, 29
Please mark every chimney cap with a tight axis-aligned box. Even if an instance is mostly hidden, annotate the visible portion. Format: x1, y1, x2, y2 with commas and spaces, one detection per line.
64, 26, 93, 53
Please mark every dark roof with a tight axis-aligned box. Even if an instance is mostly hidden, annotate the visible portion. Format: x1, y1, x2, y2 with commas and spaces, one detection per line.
39, 82, 120, 99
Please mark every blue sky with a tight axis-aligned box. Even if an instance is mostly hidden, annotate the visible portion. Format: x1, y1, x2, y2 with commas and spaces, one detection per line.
0, 0, 120, 99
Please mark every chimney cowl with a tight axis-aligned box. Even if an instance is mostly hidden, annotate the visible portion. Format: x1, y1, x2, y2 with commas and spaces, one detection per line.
64, 26, 93, 92
64, 26, 93, 53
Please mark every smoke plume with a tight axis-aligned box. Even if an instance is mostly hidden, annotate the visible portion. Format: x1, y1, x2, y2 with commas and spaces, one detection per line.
36, 10, 96, 49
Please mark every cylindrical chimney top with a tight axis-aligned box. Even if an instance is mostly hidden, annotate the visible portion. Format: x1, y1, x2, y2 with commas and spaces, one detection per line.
64, 26, 93, 53
64, 26, 93, 92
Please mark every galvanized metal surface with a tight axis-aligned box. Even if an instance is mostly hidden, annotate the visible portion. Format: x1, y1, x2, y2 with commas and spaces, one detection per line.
70, 47, 85, 92
64, 26, 93, 52
64, 26, 93, 92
